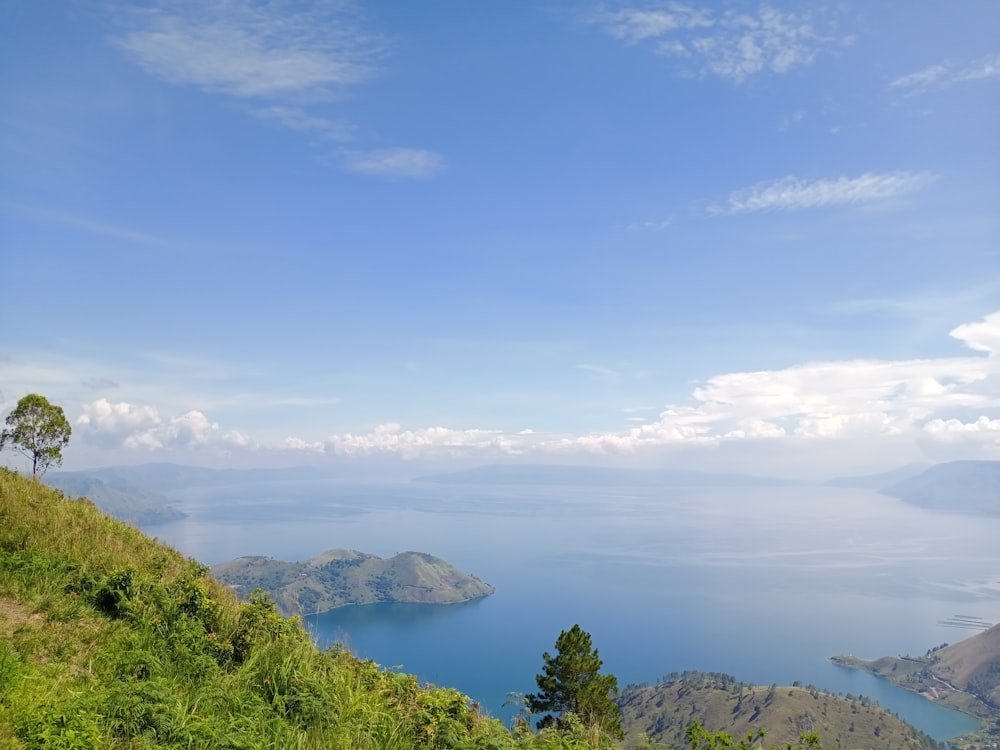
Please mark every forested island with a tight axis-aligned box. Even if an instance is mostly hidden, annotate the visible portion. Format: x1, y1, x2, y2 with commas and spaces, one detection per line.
212, 549, 495, 616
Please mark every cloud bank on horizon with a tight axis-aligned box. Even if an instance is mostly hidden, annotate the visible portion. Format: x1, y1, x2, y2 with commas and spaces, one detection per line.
1, 1, 997, 477
2, 309, 997, 476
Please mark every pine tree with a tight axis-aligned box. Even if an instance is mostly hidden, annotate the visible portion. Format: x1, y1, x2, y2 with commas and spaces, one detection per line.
526, 624, 623, 739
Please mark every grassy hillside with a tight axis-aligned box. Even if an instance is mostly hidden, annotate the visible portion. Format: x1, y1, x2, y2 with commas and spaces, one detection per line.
617, 672, 939, 750
0, 468, 611, 749
212, 549, 495, 616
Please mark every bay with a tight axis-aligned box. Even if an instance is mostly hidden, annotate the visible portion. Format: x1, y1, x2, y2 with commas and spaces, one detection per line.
145, 480, 1000, 741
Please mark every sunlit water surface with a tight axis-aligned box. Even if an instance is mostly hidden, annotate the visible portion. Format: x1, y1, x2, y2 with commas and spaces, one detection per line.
145, 482, 1000, 741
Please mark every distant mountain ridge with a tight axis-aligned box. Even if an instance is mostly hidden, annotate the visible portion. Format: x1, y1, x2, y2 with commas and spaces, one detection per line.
823, 462, 929, 489
44, 462, 329, 526
212, 549, 495, 616
879, 460, 1000, 514
413, 463, 793, 486
79, 462, 329, 492
44, 471, 184, 525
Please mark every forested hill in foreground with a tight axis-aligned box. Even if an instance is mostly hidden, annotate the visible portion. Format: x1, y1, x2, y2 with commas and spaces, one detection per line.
617, 672, 939, 750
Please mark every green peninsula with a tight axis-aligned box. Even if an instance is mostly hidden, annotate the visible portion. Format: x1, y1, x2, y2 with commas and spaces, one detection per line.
831, 619, 1000, 743
212, 548, 495, 616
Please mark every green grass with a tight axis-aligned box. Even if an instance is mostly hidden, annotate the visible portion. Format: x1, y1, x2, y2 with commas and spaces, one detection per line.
0, 468, 615, 749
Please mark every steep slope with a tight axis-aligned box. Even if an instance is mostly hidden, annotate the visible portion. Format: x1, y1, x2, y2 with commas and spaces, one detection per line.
0, 468, 589, 749
212, 549, 495, 616
617, 672, 939, 750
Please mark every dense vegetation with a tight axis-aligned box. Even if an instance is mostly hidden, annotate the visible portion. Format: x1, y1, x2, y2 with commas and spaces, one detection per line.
0, 468, 616, 749
527, 624, 622, 739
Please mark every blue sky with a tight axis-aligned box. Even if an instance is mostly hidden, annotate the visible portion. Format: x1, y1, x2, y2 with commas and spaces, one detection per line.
1, 1, 998, 477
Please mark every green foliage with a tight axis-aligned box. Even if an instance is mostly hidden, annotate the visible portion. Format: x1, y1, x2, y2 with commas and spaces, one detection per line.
0, 468, 614, 750
1, 393, 72, 477
685, 720, 821, 750
526, 624, 623, 741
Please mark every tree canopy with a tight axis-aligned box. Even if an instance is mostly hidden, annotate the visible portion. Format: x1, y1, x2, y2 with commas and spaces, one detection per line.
526, 624, 623, 740
1, 393, 72, 477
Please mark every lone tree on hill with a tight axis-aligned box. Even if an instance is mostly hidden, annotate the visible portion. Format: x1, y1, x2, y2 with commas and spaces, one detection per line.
526, 624, 623, 739
1, 393, 72, 477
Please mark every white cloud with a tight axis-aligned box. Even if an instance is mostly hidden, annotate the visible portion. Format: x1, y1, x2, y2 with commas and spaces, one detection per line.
341, 148, 446, 179
77, 399, 162, 445
116, 3, 375, 99
327, 423, 521, 459
284, 436, 325, 453
625, 218, 673, 231
950, 311, 1000, 355
224, 430, 256, 448
589, 4, 840, 83
252, 105, 356, 141
114, 2, 441, 175
712, 171, 937, 214
594, 5, 713, 42
77, 399, 255, 452
923, 416, 1000, 442
65, 310, 1000, 470
891, 52, 1000, 96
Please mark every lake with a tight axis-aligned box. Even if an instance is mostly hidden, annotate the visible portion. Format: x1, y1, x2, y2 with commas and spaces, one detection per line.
144, 480, 1000, 741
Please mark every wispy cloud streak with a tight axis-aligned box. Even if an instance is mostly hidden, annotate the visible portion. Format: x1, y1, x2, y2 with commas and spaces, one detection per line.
588, 4, 840, 83
113, 2, 444, 177
711, 171, 937, 214
891, 52, 1000, 97
341, 148, 445, 179
116, 2, 377, 100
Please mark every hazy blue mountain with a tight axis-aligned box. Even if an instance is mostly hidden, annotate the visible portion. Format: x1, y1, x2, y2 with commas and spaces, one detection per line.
82, 462, 329, 492
824, 462, 930, 489
413, 463, 792, 486
45, 472, 184, 525
879, 460, 1000, 514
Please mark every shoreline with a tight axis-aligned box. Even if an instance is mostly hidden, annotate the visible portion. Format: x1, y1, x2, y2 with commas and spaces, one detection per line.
829, 654, 991, 742
292, 589, 495, 618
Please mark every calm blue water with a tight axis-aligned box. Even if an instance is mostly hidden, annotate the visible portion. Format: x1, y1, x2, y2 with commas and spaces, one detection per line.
145, 481, 1000, 741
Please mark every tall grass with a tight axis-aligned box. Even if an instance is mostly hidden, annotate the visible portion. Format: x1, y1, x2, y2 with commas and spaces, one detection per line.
0, 469, 613, 750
